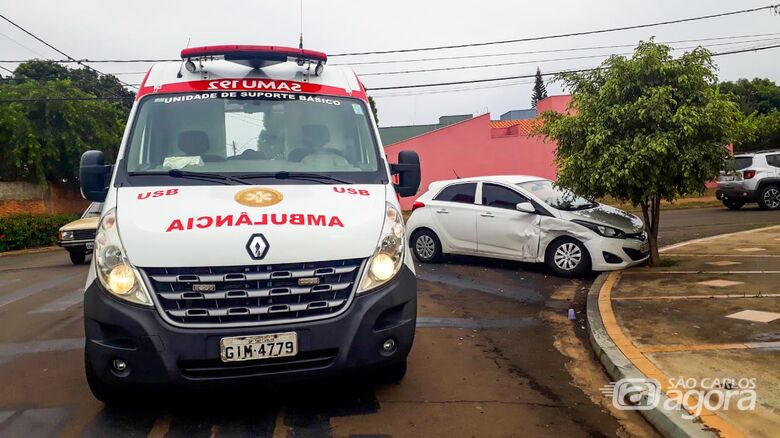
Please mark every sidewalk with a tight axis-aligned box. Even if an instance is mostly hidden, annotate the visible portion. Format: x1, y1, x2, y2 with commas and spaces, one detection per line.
589, 225, 780, 438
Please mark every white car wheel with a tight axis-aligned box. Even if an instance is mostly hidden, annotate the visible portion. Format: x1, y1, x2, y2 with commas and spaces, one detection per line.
416, 235, 436, 259
760, 186, 780, 210
554, 242, 582, 271
546, 238, 589, 277
412, 230, 442, 263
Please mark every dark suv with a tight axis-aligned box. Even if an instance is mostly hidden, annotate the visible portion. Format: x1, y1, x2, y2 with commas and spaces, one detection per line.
717, 150, 780, 210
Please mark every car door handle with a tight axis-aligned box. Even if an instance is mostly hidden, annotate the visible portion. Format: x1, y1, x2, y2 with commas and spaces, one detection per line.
436, 209, 449, 214
480, 212, 495, 218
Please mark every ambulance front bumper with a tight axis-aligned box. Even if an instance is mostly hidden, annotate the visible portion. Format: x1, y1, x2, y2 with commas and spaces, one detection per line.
83, 266, 416, 389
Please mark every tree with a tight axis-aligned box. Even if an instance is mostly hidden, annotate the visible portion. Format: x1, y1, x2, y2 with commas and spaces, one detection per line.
720, 78, 780, 115
0, 61, 133, 189
13, 60, 135, 114
368, 95, 379, 125
0, 80, 126, 189
531, 67, 548, 108
535, 41, 743, 266
736, 110, 780, 152
257, 110, 286, 159
720, 78, 780, 152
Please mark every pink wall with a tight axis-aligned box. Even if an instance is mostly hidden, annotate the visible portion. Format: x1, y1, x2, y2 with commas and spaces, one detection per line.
385, 113, 558, 210
536, 95, 572, 113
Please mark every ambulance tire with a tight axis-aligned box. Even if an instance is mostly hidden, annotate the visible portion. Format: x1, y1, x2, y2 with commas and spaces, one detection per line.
69, 250, 87, 265
376, 359, 408, 383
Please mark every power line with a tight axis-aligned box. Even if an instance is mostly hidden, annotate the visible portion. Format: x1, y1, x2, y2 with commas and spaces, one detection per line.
0, 71, 148, 81
366, 68, 597, 92
1, 32, 778, 68
0, 61, 91, 101
709, 42, 780, 56
358, 37, 780, 77
332, 32, 780, 66
2, 42, 777, 102
0, 30, 49, 58
372, 79, 539, 98
330, 4, 780, 56
0, 58, 177, 64
0, 96, 133, 103
0, 13, 138, 89
364, 42, 780, 91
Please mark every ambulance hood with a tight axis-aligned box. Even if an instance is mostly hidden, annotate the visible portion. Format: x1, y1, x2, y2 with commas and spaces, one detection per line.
116, 185, 386, 267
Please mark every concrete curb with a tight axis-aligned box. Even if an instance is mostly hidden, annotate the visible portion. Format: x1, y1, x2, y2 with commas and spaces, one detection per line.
587, 273, 717, 438
0, 246, 62, 258
587, 224, 780, 437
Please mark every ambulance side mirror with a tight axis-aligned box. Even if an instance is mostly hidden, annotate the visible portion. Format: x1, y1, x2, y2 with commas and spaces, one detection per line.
80, 150, 112, 202
390, 150, 421, 198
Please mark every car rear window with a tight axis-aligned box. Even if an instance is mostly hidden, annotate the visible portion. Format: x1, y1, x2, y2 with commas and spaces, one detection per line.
434, 183, 477, 204
767, 154, 780, 168
728, 156, 753, 170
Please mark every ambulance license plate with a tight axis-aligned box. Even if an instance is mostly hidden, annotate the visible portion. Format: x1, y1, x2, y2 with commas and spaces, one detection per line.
220, 332, 297, 363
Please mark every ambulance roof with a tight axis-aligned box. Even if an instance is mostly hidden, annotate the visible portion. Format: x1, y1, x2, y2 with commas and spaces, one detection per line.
136, 46, 366, 102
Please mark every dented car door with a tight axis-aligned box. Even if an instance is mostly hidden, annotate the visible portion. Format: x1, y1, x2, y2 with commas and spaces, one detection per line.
476, 183, 540, 260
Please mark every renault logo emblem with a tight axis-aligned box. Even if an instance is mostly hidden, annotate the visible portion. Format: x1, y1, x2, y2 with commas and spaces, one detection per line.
235, 187, 283, 207
245, 234, 270, 260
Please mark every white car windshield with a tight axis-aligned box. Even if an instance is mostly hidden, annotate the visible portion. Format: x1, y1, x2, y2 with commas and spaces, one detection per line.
518, 180, 597, 211
122, 93, 382, 184
81, 202, 103, 218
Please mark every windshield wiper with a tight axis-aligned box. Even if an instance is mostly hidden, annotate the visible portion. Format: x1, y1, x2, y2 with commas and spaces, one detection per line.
235, 171, 353, 184
128, 170, 250, 185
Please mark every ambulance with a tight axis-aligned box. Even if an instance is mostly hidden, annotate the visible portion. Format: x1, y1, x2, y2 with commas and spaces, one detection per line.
78, 45, 421, 402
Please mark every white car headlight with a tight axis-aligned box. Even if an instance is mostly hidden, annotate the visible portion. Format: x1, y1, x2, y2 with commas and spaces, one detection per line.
572, 220, 626, 239
94, 208, 153, 306
357, 202, 405, 294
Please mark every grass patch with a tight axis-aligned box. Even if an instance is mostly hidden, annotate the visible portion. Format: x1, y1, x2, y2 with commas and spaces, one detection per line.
601, 188, 721, 212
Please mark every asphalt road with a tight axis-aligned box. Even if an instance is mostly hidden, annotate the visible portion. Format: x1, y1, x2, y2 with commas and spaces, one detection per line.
657, 206, 780, 247
0, 206, 778, 437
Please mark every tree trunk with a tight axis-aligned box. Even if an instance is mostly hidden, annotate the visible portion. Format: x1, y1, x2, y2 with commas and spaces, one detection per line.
640, 197, 662, 266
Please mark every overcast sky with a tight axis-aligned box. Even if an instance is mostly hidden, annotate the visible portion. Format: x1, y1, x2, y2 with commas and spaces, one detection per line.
2, 1, 779, 127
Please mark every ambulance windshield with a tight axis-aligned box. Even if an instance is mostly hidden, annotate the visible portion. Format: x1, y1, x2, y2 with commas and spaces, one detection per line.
123, 93, 383, 184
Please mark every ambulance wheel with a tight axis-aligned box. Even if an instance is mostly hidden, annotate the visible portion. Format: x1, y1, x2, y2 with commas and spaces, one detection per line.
412, 229, 442, 263
69, 250, 87, 265
377, 359, 407, 383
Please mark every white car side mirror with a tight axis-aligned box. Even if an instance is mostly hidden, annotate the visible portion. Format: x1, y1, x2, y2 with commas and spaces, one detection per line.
516, 202, 536, 214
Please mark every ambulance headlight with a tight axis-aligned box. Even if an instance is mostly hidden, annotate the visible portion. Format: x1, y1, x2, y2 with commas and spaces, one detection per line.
358, 203, 405, 294
94, 209, 152, 306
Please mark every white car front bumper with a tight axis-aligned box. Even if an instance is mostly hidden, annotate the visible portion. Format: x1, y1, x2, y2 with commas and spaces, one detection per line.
584, 235, 649, 271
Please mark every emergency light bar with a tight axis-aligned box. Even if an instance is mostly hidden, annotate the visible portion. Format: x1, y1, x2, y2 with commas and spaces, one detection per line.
180, 45, 327, 70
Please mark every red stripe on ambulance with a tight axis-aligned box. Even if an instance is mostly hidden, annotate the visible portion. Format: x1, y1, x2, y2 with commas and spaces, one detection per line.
137, 78, 364, 102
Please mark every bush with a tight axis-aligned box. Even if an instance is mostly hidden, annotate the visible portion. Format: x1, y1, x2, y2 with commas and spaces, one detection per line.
0, 213, 78, 252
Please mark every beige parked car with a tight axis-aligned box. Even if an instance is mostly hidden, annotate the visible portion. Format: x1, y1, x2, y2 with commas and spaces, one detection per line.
58, 202, 102, 264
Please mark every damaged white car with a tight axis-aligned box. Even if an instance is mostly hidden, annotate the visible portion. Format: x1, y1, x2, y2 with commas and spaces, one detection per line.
406, 176, 649, 277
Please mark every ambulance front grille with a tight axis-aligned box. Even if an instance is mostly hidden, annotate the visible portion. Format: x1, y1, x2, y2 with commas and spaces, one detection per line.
142, 259, 364, 327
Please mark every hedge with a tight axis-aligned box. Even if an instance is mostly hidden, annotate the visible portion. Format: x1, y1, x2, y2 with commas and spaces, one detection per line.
0, 213, 79, 252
